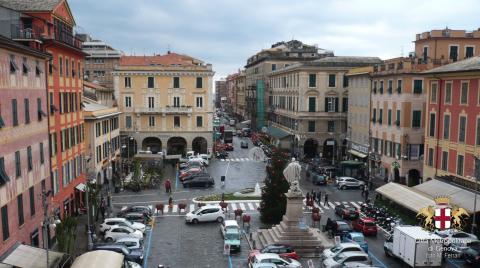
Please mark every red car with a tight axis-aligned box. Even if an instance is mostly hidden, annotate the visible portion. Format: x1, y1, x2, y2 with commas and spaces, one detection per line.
224, 143, 233, 151
179, 167, 203, 181
352, 217, 377, 236
248, 244, 299, 262
334, 204, 359, 220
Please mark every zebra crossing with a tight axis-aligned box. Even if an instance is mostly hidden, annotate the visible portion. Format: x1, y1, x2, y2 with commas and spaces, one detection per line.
152, 200, 364, 215
219, 157, 251, 162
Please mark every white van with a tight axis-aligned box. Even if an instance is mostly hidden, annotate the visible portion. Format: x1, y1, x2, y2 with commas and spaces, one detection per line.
71, 250, 141, 268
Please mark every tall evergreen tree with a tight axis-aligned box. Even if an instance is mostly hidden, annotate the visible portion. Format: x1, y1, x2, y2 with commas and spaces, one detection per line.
260, 148, 290, 224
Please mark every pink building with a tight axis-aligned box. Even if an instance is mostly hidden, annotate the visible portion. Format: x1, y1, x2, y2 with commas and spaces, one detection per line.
0, 35, 51, 255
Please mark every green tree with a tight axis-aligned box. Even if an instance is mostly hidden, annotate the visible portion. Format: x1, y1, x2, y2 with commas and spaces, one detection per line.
260, 148, 290, 224
55, 216, 78, 255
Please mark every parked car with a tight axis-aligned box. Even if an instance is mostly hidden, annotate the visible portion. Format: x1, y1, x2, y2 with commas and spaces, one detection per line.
180, 159, 204, 170
117, 206, 152, 218
462, 241, 480, 265
334, 204, 359, 220
322, 252, 372, 268
311, 172, 327, 185
352, 218, 377, 236
248, 253, 301, 268
242, 128, 252, 137
100, 218, 146, 234
326, 219, 352, 238
179, 167, 204, 181
342, 232, 369, 253
220, 220, 241, 252
185, 205, 225, 224
182, 176, 215, 188
251, 264, 277, 268
199, 154, 209, 166
124, 212, 150, 225
321, 242, 364, 260
181, 172, 210, 182
336, 177, 365, 190
241, 141, 249, 148
224, 143, 234, 151
436, 229, 478, 255
320, 166, 338, 178
115, 237, 144, 250
104, 225, 143, 242
248, 244, 299, 262
92, 244, 143, 264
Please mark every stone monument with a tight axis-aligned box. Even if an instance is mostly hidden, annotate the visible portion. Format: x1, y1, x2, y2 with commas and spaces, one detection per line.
254, 158, 332, 257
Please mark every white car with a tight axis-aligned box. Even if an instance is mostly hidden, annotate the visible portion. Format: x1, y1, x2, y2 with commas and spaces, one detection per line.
336, 177, 365, 190
220, 220, 240, 237
185, 205, 225, 224
199, 154, 209, 166
249, 253, 301, 268
435, 229, 478, 253
323, 252, 371, 268
115, 237, 144, 250
322, 242, 364, 259
100, 218, 146, 234
104, 225, 143, 242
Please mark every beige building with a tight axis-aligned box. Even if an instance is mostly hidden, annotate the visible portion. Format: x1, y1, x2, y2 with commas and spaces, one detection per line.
268, 56, 380, 161
84, 81, 115, 107
346, 67, 374, 161
235, 70, 246, 121
113, 52, 214, 157
83, 97, 121, 185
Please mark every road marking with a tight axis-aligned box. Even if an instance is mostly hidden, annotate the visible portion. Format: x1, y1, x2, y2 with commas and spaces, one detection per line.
247, 203, 255, 210
342, 201, 350, 207
112, 193, 158, 198
172, 205, 178, 213
239, 203, 246, 211
220, 159, 225, 162
254, 202, 260, 209
368, 251, 389, 268
230, 203, 238, 210
189, 204, 195, 212
351, 202, 361, 209
142, 217, 155, 268
335, 202, 341, 205
328, 202, 336, 208
226, 159, 230, 162
320, 203, 330, 209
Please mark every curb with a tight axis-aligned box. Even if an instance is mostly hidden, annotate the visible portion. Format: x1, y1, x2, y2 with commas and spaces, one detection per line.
192, 197, 261, 204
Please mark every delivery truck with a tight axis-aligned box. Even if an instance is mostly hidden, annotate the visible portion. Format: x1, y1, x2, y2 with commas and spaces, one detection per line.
384, 226, 443, 267
223, 130, 233, 144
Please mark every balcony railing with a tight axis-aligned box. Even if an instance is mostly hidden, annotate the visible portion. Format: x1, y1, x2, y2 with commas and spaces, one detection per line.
166, 106, 192, 113
53, 29, 82, 49
10, 24, 43, 41
135, 106, 193, 114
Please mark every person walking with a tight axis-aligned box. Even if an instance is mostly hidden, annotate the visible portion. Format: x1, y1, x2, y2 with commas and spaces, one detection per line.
100, 197, 106, 220
164, 179, 172, 193
364, 189, 369, 203
316, 191, 321, 204
168, 196, 173, 208
324, 193, 329, 206
306, 192, 310, 202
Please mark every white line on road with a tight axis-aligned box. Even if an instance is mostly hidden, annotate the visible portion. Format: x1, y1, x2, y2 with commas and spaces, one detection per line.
112, 193, 158, 198
163, 206, 168, 213
239, 203, 246, 211
230, 203, 238, 210
351, 202, 361, 209
189, 204, 195, 212
254, 202, 259, 209
226, 159, 230, 161
220, 159, 225, 162
247, 203, 255, 210
320, 203, 330, 209
328, 202, 336, 208
172, 205, 178, 213
335, 202, 341, 205
342, 201, 350, 207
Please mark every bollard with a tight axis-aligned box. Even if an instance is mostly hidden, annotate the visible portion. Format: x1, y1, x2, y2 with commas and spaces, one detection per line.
249, 232, 252, 240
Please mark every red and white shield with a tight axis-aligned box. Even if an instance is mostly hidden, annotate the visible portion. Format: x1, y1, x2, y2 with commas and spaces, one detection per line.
434, 207, 451, 230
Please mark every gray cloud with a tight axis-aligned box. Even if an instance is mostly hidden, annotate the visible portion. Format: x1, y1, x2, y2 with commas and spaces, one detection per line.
69, 0, 480, 80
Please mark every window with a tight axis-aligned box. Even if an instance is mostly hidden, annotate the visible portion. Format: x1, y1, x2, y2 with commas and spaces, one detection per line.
12, 99, 18, 126
10, 54, 18, 74
343, 76, 348, 88
379, 109, 383, 124
428, 148, 434, 166
325, 97, 338, 112
196, 97, 203, 108
17, 194, 24, 226
48, 59, 53, 75
443, 115, 450, 139
458, 116, 466, 143
65, 59, 69, 77
37, 98, 43, 121
26, 146, 33, 171
442, 151, 448, 171
466, 46, 474, 58
388, 80, 393, 93
196, 77, 203, 88
308, 97, 316, 112
429, 113, 436, 137
24, 98, 30, 124
308, 121, 315, 132
59, 57, 63, 76
124, 77, 131, 88
397, 80, 402, 94
173, 97, 180, 107
388, 109, 392, 125
328, 74, 336, 87
430, 83, 437, 103
445, 82, 452, 104
271, 64, 277, 71
423, 46, 428, 62
174, 116, 180, 128
457, 154, 464, 176
29, 186, 35, 216
412, 110, 422, 128
450, 45, 459, 61
327, 121, 335, 132
342, 98, 348, 112
125, 96, 131, 108
396, 110, 401, 126
460, 82, 468, 104
71, 60, 75, 77
147, 77, 154, 88
413, 80, 423, 94
148, 116, 155, 127
477, 118, 480, 145
308, 74, 316, 87
22, 57, 28, 75
125, 116, 132, 129
15, 151, 21, 177
379, 81, 384, 94
196, 116, 203, 127
148, 97, 154, 108
1, 205, 8, 241
372, 108, 376, 122
173, 77, 180, 88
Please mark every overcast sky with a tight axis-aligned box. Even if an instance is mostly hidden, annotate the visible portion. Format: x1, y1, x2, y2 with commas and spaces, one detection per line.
69, 0, 480, 81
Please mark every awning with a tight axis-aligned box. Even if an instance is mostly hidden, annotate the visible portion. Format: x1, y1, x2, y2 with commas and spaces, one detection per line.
414, 179, 480, 214
266, 126, 291, 140
1, 244, 65, 268
348, 149, 367, 158
75, 183, 86, 192
375, 182, 435, 212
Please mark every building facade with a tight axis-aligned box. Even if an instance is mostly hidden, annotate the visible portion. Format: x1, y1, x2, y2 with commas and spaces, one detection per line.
245, 40, 334, 130
225, 73, 236, 115
268, 57, 380, 161
346, 67, 374, 162
0, 35, 51, 256
83, 98, 121, 186
114, 52, 214, 157
84, 81, 115, 107
215, 79, 226, 109
80, 35, 122, 89
423, 57, 480, 190
234, 70, 246, 121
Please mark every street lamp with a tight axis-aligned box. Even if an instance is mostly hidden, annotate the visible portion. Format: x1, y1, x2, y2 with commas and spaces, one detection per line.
41, 189, 52, 268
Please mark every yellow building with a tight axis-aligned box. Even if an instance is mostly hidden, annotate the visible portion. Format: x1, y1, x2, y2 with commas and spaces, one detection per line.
113, 52, 214, 157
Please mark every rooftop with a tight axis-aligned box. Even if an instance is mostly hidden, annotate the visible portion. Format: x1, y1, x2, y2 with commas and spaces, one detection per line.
0, 0, 61, 11
119, 52, 204, 67
271, 56, 381, 74
423, 56, 480, 74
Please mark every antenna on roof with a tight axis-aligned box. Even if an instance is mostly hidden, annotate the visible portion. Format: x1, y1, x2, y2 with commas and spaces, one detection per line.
167, 44, 171, 54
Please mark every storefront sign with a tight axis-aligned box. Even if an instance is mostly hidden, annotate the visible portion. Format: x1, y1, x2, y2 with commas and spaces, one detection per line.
351, 143, 368, 154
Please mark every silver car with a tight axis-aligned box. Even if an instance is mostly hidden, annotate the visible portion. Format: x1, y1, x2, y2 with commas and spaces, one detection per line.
323, 252, 372, 268
336, 177, 365, 190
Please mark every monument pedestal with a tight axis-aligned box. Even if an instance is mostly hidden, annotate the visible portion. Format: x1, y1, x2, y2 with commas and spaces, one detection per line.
254, 189, 332, 257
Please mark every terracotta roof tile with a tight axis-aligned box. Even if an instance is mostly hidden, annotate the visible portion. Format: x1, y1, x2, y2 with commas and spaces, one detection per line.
119, 52, 200, 66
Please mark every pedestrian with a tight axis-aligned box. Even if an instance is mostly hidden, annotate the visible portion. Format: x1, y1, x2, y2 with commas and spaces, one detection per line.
164, 179, 171, 193
316, 191, 321, 204
168, 196, 173, 208
306, 192, 310, 201
361, 184, 366, 197
364, 189, 369, 203
324, 193, 329, 206
100, 197, 106, 220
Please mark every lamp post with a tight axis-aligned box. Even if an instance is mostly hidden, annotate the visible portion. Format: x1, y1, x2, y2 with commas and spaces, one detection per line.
472, 157, 480, 234
41, 189, 52, 268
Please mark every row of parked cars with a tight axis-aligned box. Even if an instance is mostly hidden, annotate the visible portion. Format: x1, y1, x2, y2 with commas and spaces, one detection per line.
179, 158, 215, 188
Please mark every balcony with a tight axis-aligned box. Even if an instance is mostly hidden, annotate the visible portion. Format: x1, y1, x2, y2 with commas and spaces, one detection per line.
165, 106, 193, 114
387, 87, 392, 94
135, 107, 163, 114
53, 29, 82, 50
10, 24, 43, 42
379, 87, 384, 94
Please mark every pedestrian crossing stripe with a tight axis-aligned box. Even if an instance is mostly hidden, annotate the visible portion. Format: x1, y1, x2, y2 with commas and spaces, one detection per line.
239, 203, 246, 211
351, 202, 361, 209
217, 158, 251, 162
247, 203, 255, 210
